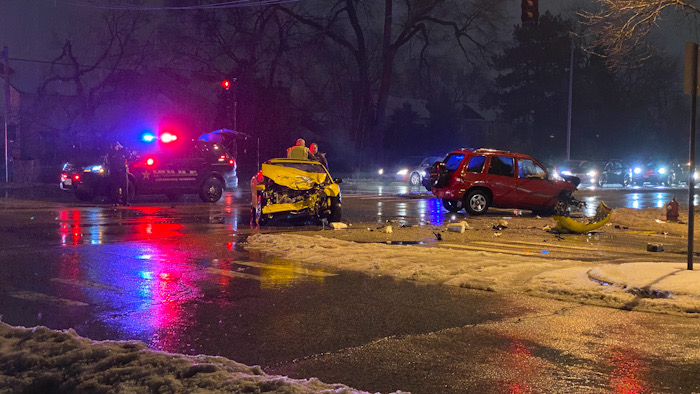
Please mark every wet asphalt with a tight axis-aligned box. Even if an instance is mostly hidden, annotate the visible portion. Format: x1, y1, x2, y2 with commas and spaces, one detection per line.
1, 183, 700, 392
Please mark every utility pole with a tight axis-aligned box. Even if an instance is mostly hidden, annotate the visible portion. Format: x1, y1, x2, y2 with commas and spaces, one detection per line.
684, 42, 699, 270
566, 37, 574, 161
3, 46, 9, 183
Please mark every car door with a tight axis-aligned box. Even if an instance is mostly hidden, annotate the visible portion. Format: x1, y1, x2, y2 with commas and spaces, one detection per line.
611, 161, 624, 184
483, 155, 518, 205
516, 158, 558, 207
161, 145, 203, 192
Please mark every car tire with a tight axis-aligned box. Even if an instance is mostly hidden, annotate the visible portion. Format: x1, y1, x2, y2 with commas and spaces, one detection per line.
442, 198, 463, 213
622, 175, 631, 188
665, 173, 676, 187
199, 177, 223, 202
255, 195, 269, 225
597, 175, 606, 188
328, 197, 342, 222
464, 189, 490, 216
75, 190, 94, 202
409, 172, 421, 186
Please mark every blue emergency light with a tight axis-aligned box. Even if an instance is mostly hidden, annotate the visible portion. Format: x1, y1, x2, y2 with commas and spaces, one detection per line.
141, 132, 156, 142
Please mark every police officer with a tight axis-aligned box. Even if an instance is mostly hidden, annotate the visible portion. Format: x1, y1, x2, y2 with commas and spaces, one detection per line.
286, 138, 309, 159
309, 143, 328, 169
107, 142, 129, 205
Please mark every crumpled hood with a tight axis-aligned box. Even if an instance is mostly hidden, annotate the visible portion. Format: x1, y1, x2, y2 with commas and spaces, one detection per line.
262, 163, 327, 190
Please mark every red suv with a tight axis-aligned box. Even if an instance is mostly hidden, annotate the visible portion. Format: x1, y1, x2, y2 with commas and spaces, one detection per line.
429, 148, 581, 215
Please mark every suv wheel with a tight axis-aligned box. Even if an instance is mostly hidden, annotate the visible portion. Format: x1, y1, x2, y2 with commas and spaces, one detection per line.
199, 177, 223, 202
409, 172, 421, 186
442, 198, 462, 213
464, 190, 490, 216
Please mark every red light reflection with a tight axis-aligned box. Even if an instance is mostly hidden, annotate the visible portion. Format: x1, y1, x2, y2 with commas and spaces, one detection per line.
609, 349, 650, 393
503, 337, 535, 393
59, 210, 83, 246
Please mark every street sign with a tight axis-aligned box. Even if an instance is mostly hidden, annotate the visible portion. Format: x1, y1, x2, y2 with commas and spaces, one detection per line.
684, 42, 700, 95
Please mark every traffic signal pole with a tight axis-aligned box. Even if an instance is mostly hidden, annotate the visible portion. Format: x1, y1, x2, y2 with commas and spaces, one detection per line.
3, 46, 9, 183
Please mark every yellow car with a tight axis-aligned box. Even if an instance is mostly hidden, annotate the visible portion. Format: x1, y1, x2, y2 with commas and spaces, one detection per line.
251, 158, 342, 224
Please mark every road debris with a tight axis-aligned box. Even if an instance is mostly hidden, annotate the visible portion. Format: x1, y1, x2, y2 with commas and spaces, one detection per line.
447, 221, 469, 233
647, 243, 664, 252
377, 225, 393, 234
553, 201, 612, 233
330, 222, 348, 230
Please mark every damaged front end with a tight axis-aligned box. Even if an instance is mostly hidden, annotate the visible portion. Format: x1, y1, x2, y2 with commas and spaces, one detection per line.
253, 160, 341, 224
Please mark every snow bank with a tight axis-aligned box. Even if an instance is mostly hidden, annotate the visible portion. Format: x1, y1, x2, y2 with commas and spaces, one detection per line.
245, 234, 700, 316
0, 322, 375, 393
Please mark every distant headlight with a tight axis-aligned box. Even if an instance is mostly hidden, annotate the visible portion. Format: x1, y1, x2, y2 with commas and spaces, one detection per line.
560, 170, 572, 176
695, 172, 699, 180
396, 169, 408, 176
658, 167, 666, 174
634, 167, 642, 174
587, 170, 597, 177
378, 168, 384, 175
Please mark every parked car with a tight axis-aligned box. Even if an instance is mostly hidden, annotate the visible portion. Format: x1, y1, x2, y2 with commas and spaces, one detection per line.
553, 160, 604, 186
630, 158, 688, 186
60, 140, 234, 202
251, 158, 342, 224
378, 156, 443, 186
428, 148, 582, 216
596, 159, 632, 187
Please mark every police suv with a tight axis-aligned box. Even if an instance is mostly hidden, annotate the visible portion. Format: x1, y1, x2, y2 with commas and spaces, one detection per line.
61, 137, 235, 203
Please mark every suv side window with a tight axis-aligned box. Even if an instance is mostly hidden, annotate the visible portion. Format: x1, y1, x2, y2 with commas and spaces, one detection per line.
466, 156, 486, 173
518, 159, 546, 178
488, 156, 514, 177
444, 153, 465, 172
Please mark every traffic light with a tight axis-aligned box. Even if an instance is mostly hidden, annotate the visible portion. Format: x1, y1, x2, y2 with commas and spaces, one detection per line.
222, 80, 231, 90
521, 0, 538, 27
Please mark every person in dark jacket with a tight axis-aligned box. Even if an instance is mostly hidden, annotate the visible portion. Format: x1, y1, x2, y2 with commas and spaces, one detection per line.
309, 143, 328, 169
107, 142, 129, 205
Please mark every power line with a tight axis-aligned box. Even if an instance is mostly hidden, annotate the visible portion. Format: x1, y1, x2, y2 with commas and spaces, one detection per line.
55, 0, 300, 11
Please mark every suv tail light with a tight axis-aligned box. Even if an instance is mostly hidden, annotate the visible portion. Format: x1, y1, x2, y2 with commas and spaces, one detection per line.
228, 159, 235, 166
72, 174, 81, 181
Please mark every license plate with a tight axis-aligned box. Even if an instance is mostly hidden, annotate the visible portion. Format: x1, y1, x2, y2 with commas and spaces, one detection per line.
64, 179, 72, 186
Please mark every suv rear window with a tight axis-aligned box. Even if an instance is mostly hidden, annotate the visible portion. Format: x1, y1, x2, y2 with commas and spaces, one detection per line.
488, 156, 514, 177
444, 153, 465, 171
466, 156, 486, 173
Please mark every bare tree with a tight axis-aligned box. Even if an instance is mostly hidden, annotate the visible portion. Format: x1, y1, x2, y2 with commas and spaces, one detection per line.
275, 0, 506, 167
581, 0, 700, 67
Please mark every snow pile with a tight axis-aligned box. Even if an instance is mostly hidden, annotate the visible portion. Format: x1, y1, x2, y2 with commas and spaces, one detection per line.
245, 234, 700, 316
0, 322, 374, 393
245, 233, 588, 292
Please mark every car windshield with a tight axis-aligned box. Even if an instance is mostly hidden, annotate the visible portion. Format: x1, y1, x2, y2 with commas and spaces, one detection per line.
272, 161, 327, 174
580, 161, 602, 171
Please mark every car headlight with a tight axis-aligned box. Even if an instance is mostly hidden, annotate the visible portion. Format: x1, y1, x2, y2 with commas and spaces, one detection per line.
658, 167, 666, 174
634, 167, 642, 174
396, 169, 408, 175
695, 172, 699, 180
587, 170, 597, 177
378, 168, 384, 175
560, 170, 572, 176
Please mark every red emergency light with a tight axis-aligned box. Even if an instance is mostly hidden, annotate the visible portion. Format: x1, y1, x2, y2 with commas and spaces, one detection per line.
160, 132, 177, 143
145, 157, 156, 167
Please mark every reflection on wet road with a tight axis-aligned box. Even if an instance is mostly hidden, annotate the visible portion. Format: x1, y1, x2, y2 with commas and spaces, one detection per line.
2, 185, 700, 392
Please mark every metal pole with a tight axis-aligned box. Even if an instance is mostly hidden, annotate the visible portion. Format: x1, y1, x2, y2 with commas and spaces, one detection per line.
688, 42, 698, 271
3, 46, 9, 183
566, 37, 574, 161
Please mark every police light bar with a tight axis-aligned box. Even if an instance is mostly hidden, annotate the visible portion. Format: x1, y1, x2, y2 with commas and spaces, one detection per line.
160, 132, 177, 143
142, 132, 156, 142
